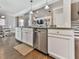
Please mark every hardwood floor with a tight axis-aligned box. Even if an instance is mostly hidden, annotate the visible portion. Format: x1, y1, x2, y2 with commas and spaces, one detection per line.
0, 35, 54, 59
75, 39, 79, 59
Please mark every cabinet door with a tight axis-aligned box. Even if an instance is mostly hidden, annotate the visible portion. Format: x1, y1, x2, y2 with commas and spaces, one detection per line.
53, 0, 71, 28
53, 8, 65, 28
22, 31, 28, 44
27, 31, 33, 46
15, 28, 21, 41
48, 36, 70, 59
63, 0, 71, 28
22, 29, 33, 46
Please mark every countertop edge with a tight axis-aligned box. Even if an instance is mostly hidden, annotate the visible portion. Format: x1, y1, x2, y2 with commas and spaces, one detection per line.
27, 26, 73, 30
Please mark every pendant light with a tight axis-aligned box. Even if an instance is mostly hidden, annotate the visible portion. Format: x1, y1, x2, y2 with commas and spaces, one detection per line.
30, 0, 33, 14
44, 0, 49, 10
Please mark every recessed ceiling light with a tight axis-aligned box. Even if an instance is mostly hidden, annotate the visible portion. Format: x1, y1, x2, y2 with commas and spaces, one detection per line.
1, 16, 5, 18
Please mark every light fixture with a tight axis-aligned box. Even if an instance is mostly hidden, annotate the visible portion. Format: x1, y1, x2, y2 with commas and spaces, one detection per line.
19, 19, 24, 23
45, 5, 49, 10
36, 11, 39, 13
1, 16, 5, 18
19, 19, 24, 26
30, 11, 33, 14
44, 0, 49, 10
30, 0, 33, 14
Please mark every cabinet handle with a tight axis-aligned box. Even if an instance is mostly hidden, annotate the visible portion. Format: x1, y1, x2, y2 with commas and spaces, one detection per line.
35, 31, 40, 32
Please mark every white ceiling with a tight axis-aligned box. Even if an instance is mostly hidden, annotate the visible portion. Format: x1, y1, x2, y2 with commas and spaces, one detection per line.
0, 0, 60, 16
0, 0, 77, 16
0, 0, 45, 13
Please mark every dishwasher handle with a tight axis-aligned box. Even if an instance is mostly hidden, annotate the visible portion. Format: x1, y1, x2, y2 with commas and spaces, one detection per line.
35, 31, 41, 32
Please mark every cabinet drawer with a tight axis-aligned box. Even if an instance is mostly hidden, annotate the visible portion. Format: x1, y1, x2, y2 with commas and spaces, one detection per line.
48, 29, 74, 36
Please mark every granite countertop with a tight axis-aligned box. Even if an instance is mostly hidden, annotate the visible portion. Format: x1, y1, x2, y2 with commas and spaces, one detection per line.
28, 26, 73, 30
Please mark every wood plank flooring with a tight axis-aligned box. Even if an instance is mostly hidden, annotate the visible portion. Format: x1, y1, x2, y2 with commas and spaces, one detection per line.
75, 39, 79, 59
0, 35, 54, 59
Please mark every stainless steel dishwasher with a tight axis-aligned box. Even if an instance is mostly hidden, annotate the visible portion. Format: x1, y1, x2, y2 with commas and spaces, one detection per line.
33, 28, 48, 54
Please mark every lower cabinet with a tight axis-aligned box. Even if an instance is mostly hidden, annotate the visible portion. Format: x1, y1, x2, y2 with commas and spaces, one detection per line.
22, 28, 33, 47
15, 28, 22, 41
48, 36, 70, 59
22, 31, 28, 44
48, 29, 75, 59
15, 28, 33, 47
23, 30, 33, 46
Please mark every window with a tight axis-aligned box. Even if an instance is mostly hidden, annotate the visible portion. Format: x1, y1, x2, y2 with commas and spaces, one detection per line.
0, 18, 5, 26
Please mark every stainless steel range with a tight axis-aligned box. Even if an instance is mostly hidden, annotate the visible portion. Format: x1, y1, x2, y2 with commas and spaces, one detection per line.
33, 28, 48, 54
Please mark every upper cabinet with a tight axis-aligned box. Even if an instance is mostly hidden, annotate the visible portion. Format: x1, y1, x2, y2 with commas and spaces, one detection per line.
53, 0, 71, 28
53, 7, 64, 27
22, 0, 71, 28
63, 0, 71, 28
29, 0, 71, 28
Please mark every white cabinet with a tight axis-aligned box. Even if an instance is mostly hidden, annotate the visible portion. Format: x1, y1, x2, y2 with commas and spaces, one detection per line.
22, 28, 33, 46
22, 30, 28, 43
48, 36, 70, 59
63, 0, 71, 28
15, 28, 22, 41
53, 0, 71, 28
53, 7, 65, 28
48, 29, 75, 59
15, 28, 33, 46
27, 30, 33, 46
